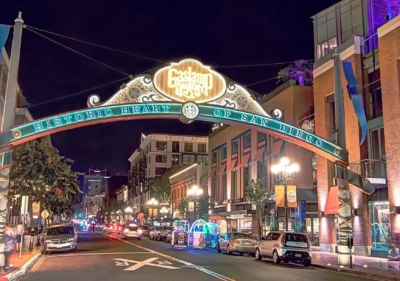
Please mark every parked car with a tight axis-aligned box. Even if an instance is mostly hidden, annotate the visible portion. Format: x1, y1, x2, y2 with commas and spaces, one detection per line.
138, 225, 150, 237
255, 231, 312, 267
43, 224, 78, 254
218, 232, 257, 255
159, 226, 174, 242
104, 222, 123, 234
123, 224, 142, 240
149, 226, 161, 240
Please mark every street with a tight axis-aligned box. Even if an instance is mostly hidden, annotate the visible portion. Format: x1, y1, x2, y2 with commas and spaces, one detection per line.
19, 232, 375, 281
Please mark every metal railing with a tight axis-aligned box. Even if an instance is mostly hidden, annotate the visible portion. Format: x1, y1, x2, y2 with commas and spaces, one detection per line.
349, 159, 386, 179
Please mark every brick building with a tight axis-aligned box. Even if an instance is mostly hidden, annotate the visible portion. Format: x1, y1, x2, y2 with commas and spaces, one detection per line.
312, 0, 399, 257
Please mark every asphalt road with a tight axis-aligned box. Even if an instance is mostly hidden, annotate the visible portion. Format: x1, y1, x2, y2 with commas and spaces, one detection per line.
20, 231, 376, 281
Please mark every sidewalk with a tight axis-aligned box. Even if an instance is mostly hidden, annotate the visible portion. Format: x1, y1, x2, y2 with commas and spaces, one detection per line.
0, 234, 43, 281
310, 247, 400, 281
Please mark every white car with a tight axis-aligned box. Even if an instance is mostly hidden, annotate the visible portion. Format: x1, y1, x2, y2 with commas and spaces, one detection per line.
123, 224, 142, 240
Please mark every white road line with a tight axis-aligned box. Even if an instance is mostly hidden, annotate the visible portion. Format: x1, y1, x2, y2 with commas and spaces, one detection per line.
105, 234, 236, 281
46, 251, 150, 257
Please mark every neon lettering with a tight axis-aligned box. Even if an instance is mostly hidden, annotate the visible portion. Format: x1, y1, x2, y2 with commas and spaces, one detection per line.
87, 111, 96, 119
105, 109, 113, 116
75, 113, 84, 121
121, 106, 130, 114
33, 123, 43, 132
167, 67, 213, 99
63, 115, 73, 123
54, 118, 62, 126
241, 114, 248, 121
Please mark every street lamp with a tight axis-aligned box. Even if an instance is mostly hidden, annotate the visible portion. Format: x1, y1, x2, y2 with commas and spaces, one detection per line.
271, 157, 300, 231
147, 198, 159, 225
125, 206, 133, 222
160, 206, 168, 219
188, 185, 204, 221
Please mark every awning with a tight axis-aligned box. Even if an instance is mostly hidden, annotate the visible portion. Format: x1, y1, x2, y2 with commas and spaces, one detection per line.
227, 159, 237, 172
324, 186, 339, 215
217, 164, 227, 175
252, 147, 265, 162
269, 139, 284, 156
208, 168, 216, 178
208, 215, 226, 221
238, 153, 251, 167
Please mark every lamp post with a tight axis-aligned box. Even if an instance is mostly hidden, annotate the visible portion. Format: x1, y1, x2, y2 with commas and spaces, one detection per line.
271, 157, 300, 231
147, 198, 159, 226
125, 206, 133, 223
160, 206, 168, 221
188, 185, 204, 221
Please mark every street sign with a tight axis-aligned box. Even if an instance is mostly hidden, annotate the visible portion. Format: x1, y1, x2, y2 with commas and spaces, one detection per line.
188, 202, 194, 212
20, 196, 28, 215
41, 210, 49, 219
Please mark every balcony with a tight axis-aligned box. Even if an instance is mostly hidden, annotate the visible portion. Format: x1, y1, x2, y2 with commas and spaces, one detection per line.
349, 159, 387, 187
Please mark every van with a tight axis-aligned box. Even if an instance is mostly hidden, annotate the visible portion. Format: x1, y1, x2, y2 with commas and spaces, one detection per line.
255, 231, 312, 266
43, 224, 78, 254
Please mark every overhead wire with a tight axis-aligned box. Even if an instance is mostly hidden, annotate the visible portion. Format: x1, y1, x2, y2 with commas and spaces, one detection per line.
245, 76, 276, 87
26, 25, 169, 65
26, 27, 131, 77
25, 64, 163, 108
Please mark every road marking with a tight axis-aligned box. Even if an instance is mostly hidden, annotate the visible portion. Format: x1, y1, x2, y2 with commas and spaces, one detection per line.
114, 257, 180, 270
46, 251, 150, 258
105, 234, 235, 281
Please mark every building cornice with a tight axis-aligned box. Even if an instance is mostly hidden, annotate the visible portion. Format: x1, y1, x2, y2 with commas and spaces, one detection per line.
378, 15, 400, 38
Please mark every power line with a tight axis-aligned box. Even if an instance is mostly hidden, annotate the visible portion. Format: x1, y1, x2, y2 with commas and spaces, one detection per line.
26, 27, 130, 76
26, 25, 169, 65
213, 60, 313, 69
245, 76, 276, 87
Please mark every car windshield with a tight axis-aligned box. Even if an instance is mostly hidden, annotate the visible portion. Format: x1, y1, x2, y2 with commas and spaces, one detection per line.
285, 234, 308, 242
233, 233, 253, 239
139, 226, 148, 229
47, 227, 74, 235
164, 226, 174, 231
128, 226, 138, 231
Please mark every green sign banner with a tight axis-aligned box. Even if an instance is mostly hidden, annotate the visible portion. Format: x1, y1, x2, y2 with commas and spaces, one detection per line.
0, 102, 348, 165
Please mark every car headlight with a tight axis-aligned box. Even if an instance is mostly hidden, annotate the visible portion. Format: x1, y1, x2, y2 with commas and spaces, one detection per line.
67, 238, 75, 242
45, 240, 52, 243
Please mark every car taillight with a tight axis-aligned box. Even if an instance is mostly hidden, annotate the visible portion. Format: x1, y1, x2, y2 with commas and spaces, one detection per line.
138, 229, 143, 234
110, 226, 113, 230
124, 228, 129, 233
119, 227, 121, 230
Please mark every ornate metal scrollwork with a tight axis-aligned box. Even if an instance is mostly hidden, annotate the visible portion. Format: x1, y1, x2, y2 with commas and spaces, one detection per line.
87, 94, 101, 108
223, 100, 236, 109
270, 108, 283, 120
141, 94, 157, 102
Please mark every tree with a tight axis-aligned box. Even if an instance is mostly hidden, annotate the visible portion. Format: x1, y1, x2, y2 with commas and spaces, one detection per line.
9, 138, 82, 223
277, 59, 313, 86
196, 194, 210, 220
177, 197, 188, 219
148, 165, 188, 203
245, 179, 268, 239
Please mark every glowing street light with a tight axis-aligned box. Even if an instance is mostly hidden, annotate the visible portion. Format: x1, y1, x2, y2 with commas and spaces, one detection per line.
188, 185, 204, 220
147, 198, 159, 225
271, 157, 299, 231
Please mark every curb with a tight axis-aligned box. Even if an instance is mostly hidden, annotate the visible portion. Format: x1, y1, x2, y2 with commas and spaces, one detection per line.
0, 252, 43, 281
312, 264, 398, 281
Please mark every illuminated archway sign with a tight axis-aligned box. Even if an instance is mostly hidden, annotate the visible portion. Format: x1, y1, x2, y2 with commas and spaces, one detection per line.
0, 59, 348, 167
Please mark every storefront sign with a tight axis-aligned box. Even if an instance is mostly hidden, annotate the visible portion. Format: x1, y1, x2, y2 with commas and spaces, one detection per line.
188, 202, 195, 212
32, 201, 40, 218
286, 185, 297, 208
153, 59, 226, 103
20, 195, 29, 215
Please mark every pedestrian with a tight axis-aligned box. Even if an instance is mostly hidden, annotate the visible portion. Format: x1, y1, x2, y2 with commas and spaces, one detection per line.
92, 222, 95, 233
388, 243, 400, 269
16, 221, 24, 252
4, 223, 17, 271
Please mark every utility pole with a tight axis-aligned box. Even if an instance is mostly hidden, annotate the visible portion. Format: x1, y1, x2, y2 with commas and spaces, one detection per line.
333, 49, 352, 266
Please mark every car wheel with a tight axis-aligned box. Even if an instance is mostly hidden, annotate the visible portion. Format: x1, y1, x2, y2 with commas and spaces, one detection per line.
273, 251, 281, 264
303, 260, 311, 267
227, 245, 232, 255
255, 248, 262, 260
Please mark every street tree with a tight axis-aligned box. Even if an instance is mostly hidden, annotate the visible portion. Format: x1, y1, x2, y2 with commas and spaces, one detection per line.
196, 194, 210, 220
245, 178, 268, 239
177, 197, 188, 219
9, 138, 82, 224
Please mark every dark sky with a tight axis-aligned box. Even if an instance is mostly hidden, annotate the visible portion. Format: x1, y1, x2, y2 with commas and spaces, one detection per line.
1, 0, 338, 174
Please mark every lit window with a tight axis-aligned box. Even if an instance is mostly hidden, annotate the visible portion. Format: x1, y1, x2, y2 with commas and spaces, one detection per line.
221, 145, 227, 160
184, 143, 193, 152
317, 37, 337, 59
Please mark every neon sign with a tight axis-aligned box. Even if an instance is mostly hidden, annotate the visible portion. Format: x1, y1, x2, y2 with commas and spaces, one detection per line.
153, 59, 226, 104
0, 102, 348, 165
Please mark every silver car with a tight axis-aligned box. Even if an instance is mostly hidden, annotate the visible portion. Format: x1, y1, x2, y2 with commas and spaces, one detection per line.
218, 232, 257, 255
255, 231, 312, 266
123, 224, 142, 240
43, 224, 78, 254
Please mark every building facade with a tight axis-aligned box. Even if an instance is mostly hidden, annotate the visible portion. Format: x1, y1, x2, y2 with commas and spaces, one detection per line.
208, 82, 317, 237
128, 133, 209, 216
169, 164, 208, 222
83, 168, 110, 217
312, 0, 399, 257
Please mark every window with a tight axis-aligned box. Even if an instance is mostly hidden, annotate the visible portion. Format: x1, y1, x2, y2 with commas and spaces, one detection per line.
172, 155, 179, 166
221, 145, 227, 160
231, 168, 238, 199
243, 163, 251, 196
231, 139, 238, 155
369, 201, 390, 251
172, 141, 180, 152
222, 173, 227, 200
257, 132, 266, 143
155, 167, 167, 176
156, 141, 167, 151
198, 143, 206, 153
312, 153, 317, 185
243, 132, 251, 149
257, 158, 267, 189
211, 176, 217, 202
184, 143, 193, 152
317, 37, 337, 59
197, 155, 208, 165
148, 156, 151, 164
183, 154, 195, 165
212, 151, 217, 164
155, 155, 167, 163
366, 69, 383, 120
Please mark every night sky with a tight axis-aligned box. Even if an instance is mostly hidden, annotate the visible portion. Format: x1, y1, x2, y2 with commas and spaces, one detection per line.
1, 0, 338, 174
